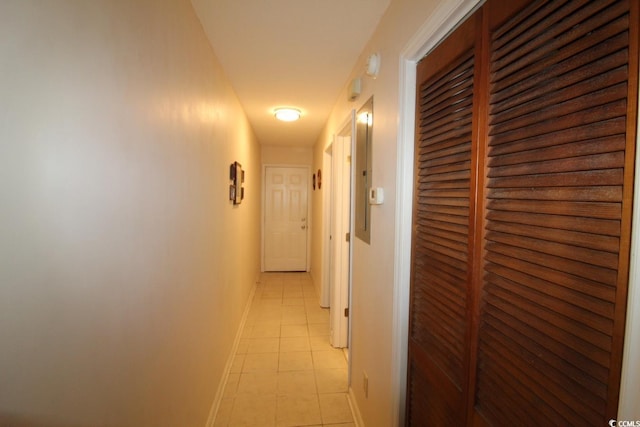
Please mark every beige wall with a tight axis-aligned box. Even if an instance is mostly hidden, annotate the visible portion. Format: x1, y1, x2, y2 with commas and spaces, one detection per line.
312, 0, 640, 425
262, 145, 313, 166
0, 1, 261, 426
313, 1, 445, 424
309, 142, 327, 297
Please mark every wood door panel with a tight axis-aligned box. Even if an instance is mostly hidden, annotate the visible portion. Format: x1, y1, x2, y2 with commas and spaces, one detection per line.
474, 1, 636, 425
407, 9, 480, 425
408, 341, 465, 425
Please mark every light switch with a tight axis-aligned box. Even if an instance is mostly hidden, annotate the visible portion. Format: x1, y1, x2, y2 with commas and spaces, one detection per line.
369, 187, 384, 205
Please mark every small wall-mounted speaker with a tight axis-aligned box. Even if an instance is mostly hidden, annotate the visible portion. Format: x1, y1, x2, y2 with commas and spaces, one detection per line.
348, 77, 362, 102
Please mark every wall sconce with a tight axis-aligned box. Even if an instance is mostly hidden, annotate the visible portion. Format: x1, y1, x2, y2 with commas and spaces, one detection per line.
348, 77, 362, 102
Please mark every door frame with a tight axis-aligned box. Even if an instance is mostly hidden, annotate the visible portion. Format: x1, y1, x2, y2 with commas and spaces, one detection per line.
393, 0, 640, 424
261, 164, 311, 272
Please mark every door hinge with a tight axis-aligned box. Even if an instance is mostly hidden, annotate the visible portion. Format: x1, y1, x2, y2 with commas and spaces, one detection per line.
345, 232, 350, 242
344, 308, 349, 317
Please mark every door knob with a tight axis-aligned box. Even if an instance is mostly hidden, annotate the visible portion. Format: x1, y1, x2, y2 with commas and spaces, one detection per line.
301, 225, 306, 230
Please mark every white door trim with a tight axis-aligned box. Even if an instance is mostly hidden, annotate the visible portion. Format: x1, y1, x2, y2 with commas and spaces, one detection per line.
261, 164, 311, 272
346, 109, 356, 386
392, 0, 483, 425
618, 87, 640, 419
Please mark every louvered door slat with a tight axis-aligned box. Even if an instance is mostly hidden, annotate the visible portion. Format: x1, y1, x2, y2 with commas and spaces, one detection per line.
486, 230, 619, 268
485, 271, 614, 340
492, 43, 629, 113
420, 98, 474, 133
419, 127, 472, 148
489, 169, 623, 188
490, 99, 628, 146
489, 152, 625, 177
488, 135, 626, 167
491, 0, 619, 73
482, 267, 616, 364
421, 107, 473, 137
487, 198, 622, 219
479, 324, 604, 421
486, 210, 622, 236
416, 209, 469, 228
491, 81, 629, 135
417, 196, 469, 208
486, 221, 620, 252
490, 0, 576, 55
485, 241, 618, 285
474, 1, 635, 425
419, 57, 474, 106
492, 2, 628, 89
492, 63, 629, 123
419, 161, 472, 178
489, 117, 627, 156
485, 250, 616, 302
478, 348, 567, 426
476, 371, 542, 423
419, 134, 470, 154
489, 186, 623, 203
484, 269, 614, 351
414, 268, 466, 312
420, 82, 474, 121
416, 204, 468, 221
487, 275, 611, 368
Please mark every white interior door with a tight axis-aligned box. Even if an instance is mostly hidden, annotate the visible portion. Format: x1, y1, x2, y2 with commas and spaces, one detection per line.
320, 146, 333, 308
330, 126, 352, 348
264, 166, 308, 271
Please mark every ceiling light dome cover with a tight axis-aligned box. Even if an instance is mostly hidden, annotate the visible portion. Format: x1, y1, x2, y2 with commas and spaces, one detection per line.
274, 108, 301, 122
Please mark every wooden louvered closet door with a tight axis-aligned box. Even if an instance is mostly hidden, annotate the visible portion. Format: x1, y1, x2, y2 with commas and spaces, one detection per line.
407, 10, 482, 426
407, 0, 639, 425
474, 0, 637, 424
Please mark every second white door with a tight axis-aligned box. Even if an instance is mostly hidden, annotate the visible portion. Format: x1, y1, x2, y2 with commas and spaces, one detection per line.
330, 132, 352, 349
264, 166, 308, 271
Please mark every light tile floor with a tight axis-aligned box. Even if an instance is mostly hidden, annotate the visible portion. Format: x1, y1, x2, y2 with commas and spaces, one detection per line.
214, 272, 355, 427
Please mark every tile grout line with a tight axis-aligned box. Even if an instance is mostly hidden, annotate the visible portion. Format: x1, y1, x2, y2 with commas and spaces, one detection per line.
215, 273, 355, 427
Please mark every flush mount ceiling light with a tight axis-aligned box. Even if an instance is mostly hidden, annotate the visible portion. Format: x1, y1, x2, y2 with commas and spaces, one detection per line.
274, 108, 301, 122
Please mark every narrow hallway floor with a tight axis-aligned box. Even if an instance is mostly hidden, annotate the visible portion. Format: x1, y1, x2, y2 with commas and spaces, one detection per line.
214, 272, 355, 427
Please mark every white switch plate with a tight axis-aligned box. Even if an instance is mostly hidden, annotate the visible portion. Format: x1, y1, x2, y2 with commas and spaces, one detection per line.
369, 187, 384, 205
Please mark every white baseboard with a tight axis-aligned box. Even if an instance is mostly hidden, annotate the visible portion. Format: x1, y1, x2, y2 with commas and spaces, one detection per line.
205, 283, 257, 427
347, 387, 365, 427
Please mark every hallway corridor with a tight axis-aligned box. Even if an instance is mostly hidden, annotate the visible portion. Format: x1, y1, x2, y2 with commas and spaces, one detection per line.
213, 273, 355, 427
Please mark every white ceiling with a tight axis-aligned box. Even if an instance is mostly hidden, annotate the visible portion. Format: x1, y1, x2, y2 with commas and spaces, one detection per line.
191, 0, 391, 147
